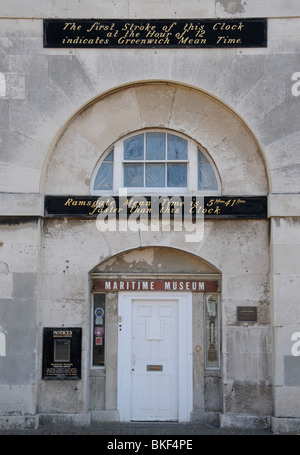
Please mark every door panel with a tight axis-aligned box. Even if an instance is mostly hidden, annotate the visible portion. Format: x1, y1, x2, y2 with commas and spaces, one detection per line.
131, 299, 178, 420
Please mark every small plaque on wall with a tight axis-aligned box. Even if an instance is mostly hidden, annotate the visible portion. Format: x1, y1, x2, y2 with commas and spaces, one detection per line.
237, 306, 257, 322
42, 328, 82, 380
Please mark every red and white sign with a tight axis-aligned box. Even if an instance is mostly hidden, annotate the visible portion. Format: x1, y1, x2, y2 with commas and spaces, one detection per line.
93, 279, 217, 292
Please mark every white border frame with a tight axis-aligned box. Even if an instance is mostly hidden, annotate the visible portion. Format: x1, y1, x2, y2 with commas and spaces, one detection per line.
117, 292, 193, 422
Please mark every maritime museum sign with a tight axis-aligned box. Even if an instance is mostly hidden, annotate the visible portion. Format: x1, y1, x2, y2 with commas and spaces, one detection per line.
93, 279, 218, 292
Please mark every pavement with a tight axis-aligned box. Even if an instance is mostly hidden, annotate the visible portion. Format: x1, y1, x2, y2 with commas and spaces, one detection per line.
0, 421, 276, 436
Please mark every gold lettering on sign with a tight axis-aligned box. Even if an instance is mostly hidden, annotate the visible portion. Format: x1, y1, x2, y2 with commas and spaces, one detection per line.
86, 22, 116, 33
63, 22, 82, 31
62, 196, 248, 216
217, 36, 242, 45
59, 20, 247, 48
53, 330, 72, 337
44, 18, 268, 49
213, 22, 244, 31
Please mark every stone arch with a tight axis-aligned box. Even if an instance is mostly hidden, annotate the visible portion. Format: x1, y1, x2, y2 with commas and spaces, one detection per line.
90, 245, 221, 277
41, 80, 270, 195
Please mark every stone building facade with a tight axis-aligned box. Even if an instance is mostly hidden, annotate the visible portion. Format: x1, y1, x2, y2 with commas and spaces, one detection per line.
0, 0, 300, 433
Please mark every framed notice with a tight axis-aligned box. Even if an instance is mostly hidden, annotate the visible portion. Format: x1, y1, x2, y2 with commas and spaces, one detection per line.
42, 328, 82, 380
237, 307, 257, 322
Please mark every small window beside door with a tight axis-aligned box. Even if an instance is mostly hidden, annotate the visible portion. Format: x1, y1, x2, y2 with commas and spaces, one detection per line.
92, 294, 106, 367
205, 294, 219, 369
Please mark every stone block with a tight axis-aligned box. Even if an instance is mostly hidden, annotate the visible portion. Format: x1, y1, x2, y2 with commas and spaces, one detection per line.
0, 193, 43, 217
0, 274, 13, 299
0, 415, 38, 429
224, 326, 272, 383
273, 275, 300, 326
39, 413, 91, 428
269, 196, 300, 218
274, 386, 300, 418
39, 298, 87, 327
91, 410, 119, 423
38, 381, 86, 414
0, 73, 25, 99
284, 356, 300, 386
205, 376, 222, 412
40, 273, 87, 300
220, 412, 270, 430
9, 100, 59, 147
223, 381, 273, 415
271, 416, 300, 434
190, 411, 219, 425
0, 385, 36, 414
0, 162, 41, 193
273, 245, 300, 274
89, 373, 105, 410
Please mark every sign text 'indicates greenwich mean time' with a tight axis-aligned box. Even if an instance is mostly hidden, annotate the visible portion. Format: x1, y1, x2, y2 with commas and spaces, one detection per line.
44, 18, 267, 49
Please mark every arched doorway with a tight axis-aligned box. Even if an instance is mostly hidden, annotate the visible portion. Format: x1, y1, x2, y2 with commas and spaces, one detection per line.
90, 246, 221, 422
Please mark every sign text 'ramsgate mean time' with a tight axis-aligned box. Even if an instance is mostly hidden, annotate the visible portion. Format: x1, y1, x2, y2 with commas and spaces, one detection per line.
45, 195, 268, 219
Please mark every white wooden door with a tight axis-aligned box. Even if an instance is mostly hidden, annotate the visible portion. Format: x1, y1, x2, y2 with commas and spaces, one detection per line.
117, 292, 193, 422
131, 299, 178, 421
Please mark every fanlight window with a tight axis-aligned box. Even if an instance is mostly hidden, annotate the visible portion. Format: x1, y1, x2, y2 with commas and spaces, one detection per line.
93, 150, 114, 191
91, 130, 219, 195
123, 132, 188, 188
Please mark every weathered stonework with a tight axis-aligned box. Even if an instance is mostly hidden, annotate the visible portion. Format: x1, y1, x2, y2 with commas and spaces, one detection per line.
0, 0, 299, 434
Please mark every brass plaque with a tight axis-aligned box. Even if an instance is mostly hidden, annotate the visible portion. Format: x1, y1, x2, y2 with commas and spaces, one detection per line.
147, 365, 163, 371
237, 306, 257, 322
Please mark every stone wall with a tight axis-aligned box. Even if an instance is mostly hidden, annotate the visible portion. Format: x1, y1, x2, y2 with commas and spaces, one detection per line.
0, 0, 299, 432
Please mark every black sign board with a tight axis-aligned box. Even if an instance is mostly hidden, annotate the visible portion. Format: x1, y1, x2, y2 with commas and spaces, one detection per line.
44, 18, 267, 49
237, 306, 258, 322
44, 195, 267, 219
42, 328, 82, 380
